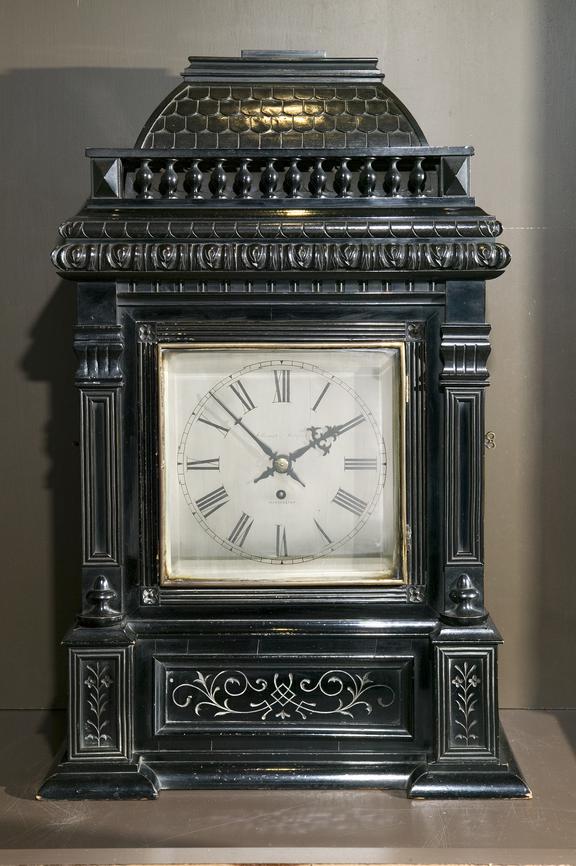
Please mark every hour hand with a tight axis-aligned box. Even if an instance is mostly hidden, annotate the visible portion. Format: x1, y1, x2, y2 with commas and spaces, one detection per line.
253, 466, 275, 484
288, 427, 333, 462
290, 414, 367, 462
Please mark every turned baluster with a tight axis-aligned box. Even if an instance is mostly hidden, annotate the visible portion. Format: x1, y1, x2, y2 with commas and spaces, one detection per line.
233, 158, 252, 199
358, 157, 377, 197
333, 158, 352, 197
260, 158, 279, 198
309, 158, 327, 198
283, 157, 302, 198
183, 159, 203, 199
133, 158, 154, 199
383, 156, 402, 196
208, 159, 227, 198
159, 158, 179, 199
408, 157, 426, 196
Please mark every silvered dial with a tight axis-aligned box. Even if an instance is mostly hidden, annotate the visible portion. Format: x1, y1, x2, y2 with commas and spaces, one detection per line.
177, 359, 386, 564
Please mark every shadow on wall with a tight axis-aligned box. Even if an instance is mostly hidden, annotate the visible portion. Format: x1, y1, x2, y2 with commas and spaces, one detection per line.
5, 67, 175, 710
5, 49, 576, 717
21, 281, 80, 715
535, 3, 576, 715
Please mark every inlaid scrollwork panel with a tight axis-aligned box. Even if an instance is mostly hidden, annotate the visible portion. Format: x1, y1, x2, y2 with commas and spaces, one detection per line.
155, 660, 413, 735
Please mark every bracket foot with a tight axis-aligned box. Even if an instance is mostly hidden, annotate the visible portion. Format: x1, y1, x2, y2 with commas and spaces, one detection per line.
407, 727, 531, 799
37, 759, 159, 800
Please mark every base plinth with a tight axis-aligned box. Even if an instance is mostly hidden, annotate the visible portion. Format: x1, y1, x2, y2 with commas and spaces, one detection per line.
37, 761, 159, 800
37, 726, 529, 800
407, 728, 531, 799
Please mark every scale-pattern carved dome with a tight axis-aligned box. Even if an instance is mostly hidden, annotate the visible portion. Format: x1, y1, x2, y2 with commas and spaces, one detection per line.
136, 55, 427, 149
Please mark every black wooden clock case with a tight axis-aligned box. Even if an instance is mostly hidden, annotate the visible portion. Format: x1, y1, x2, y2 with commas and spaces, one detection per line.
39, 53, 530, 799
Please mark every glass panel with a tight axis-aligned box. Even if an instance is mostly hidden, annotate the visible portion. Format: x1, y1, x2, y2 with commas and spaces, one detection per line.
159, 343, 406, 585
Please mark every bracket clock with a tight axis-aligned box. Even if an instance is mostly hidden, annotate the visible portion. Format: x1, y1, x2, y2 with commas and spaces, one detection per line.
39, 51, 530, 799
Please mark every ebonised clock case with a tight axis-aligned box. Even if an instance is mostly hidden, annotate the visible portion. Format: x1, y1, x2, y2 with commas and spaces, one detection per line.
38, 51, 530, 800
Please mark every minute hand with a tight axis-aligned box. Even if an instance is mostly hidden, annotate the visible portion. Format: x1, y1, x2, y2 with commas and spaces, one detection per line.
210, 392, 277, 459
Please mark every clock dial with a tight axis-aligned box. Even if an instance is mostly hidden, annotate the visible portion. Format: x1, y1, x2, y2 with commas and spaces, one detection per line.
161, 345, 404, 584
177, 359, 386, 565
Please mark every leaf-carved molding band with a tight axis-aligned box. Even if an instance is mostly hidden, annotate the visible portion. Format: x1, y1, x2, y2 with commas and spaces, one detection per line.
52, 240, 511, 274
58, 217, 503, 241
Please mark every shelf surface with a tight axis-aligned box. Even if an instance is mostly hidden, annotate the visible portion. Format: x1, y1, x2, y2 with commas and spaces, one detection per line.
0, 709, 575, 864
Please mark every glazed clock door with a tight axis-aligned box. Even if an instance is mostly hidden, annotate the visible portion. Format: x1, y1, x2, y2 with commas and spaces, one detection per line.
159, 343, 406, 585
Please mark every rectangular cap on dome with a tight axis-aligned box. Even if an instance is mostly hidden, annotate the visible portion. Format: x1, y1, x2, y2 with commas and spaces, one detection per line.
181, 52, 384, 84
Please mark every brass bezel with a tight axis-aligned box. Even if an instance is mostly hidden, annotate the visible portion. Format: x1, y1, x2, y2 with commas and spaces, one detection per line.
158, 341, 408, 587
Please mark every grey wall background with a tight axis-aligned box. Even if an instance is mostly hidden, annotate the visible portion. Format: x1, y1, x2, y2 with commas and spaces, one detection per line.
1, 0, 574, 710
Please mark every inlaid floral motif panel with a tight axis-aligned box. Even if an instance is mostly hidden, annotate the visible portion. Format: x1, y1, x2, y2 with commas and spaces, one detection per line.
69, 648, 131, 760
435, 646, 498, 761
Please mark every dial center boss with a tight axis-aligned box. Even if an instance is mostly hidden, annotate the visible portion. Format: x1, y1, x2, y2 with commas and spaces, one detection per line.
273, 455, 290, 474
